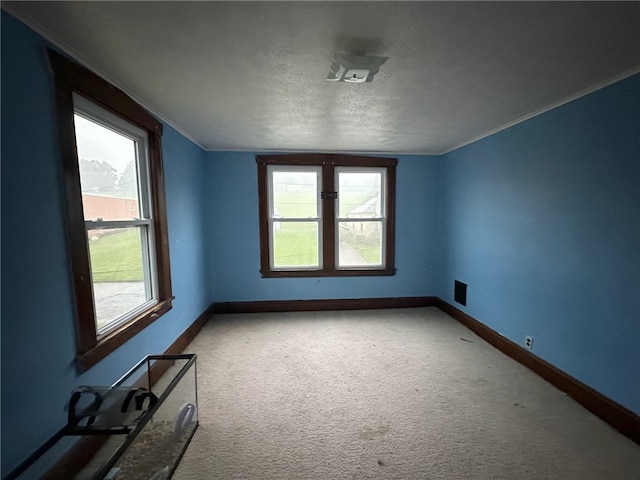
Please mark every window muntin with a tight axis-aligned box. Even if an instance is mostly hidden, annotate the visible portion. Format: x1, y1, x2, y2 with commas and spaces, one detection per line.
257, 154, 396, 278
49, 49, 173, 370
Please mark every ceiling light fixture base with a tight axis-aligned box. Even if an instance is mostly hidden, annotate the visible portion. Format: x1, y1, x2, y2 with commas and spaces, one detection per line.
326, 53, 388, 83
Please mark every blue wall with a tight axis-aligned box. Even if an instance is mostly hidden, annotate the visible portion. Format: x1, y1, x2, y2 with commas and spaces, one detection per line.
439, 74, 640, 414
1, 12, 209, 473
205, 152, 441, 301
2, 8, 639, 474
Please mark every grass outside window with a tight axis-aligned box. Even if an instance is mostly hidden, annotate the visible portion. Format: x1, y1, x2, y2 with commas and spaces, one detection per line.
88, 229, 144, 282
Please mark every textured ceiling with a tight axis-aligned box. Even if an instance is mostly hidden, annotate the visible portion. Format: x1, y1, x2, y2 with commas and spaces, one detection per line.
4, 1, 640, 154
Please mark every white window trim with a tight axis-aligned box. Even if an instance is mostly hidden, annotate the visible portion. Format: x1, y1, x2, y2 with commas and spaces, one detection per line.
267, 164, 323, 271
73, 94, 160, 337
335, 166, 388, 270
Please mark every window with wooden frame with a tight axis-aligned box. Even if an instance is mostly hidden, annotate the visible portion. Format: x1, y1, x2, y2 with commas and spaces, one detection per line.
49, 50, 173, 370
256, 154, 397, 277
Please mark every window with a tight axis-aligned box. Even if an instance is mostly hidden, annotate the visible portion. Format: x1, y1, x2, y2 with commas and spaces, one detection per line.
49, 51, 172, 370
257, 154, 397, 277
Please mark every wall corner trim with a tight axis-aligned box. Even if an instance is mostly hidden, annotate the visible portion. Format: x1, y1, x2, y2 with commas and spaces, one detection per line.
434, 298, 640, 445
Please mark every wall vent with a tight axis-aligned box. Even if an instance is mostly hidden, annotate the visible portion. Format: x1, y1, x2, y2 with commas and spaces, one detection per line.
454, 280, 467, 306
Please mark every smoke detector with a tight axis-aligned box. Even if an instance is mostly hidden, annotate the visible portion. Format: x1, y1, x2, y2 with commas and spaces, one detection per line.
326, 53, 388, 83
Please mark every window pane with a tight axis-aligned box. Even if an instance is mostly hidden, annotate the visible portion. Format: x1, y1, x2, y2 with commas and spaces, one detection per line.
338, 172, 382, 218
338, 221, 383, 267
88, 227, 151, 332
74, 114, 141, 221
272, 171, 318, 218
273, 221, 319, 268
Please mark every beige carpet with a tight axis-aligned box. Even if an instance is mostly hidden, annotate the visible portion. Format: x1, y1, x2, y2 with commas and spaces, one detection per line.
173, 307, 639, 479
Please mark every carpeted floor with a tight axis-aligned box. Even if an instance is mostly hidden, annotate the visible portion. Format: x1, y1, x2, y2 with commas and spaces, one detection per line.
173, 307, 639, 479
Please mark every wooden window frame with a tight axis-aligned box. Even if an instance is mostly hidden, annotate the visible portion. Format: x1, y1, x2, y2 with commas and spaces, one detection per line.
256, 153, 397, 278
49, 50, 173, 371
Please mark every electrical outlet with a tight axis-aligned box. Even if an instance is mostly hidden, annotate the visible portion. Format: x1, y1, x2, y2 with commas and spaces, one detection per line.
525, 336, 534, 351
